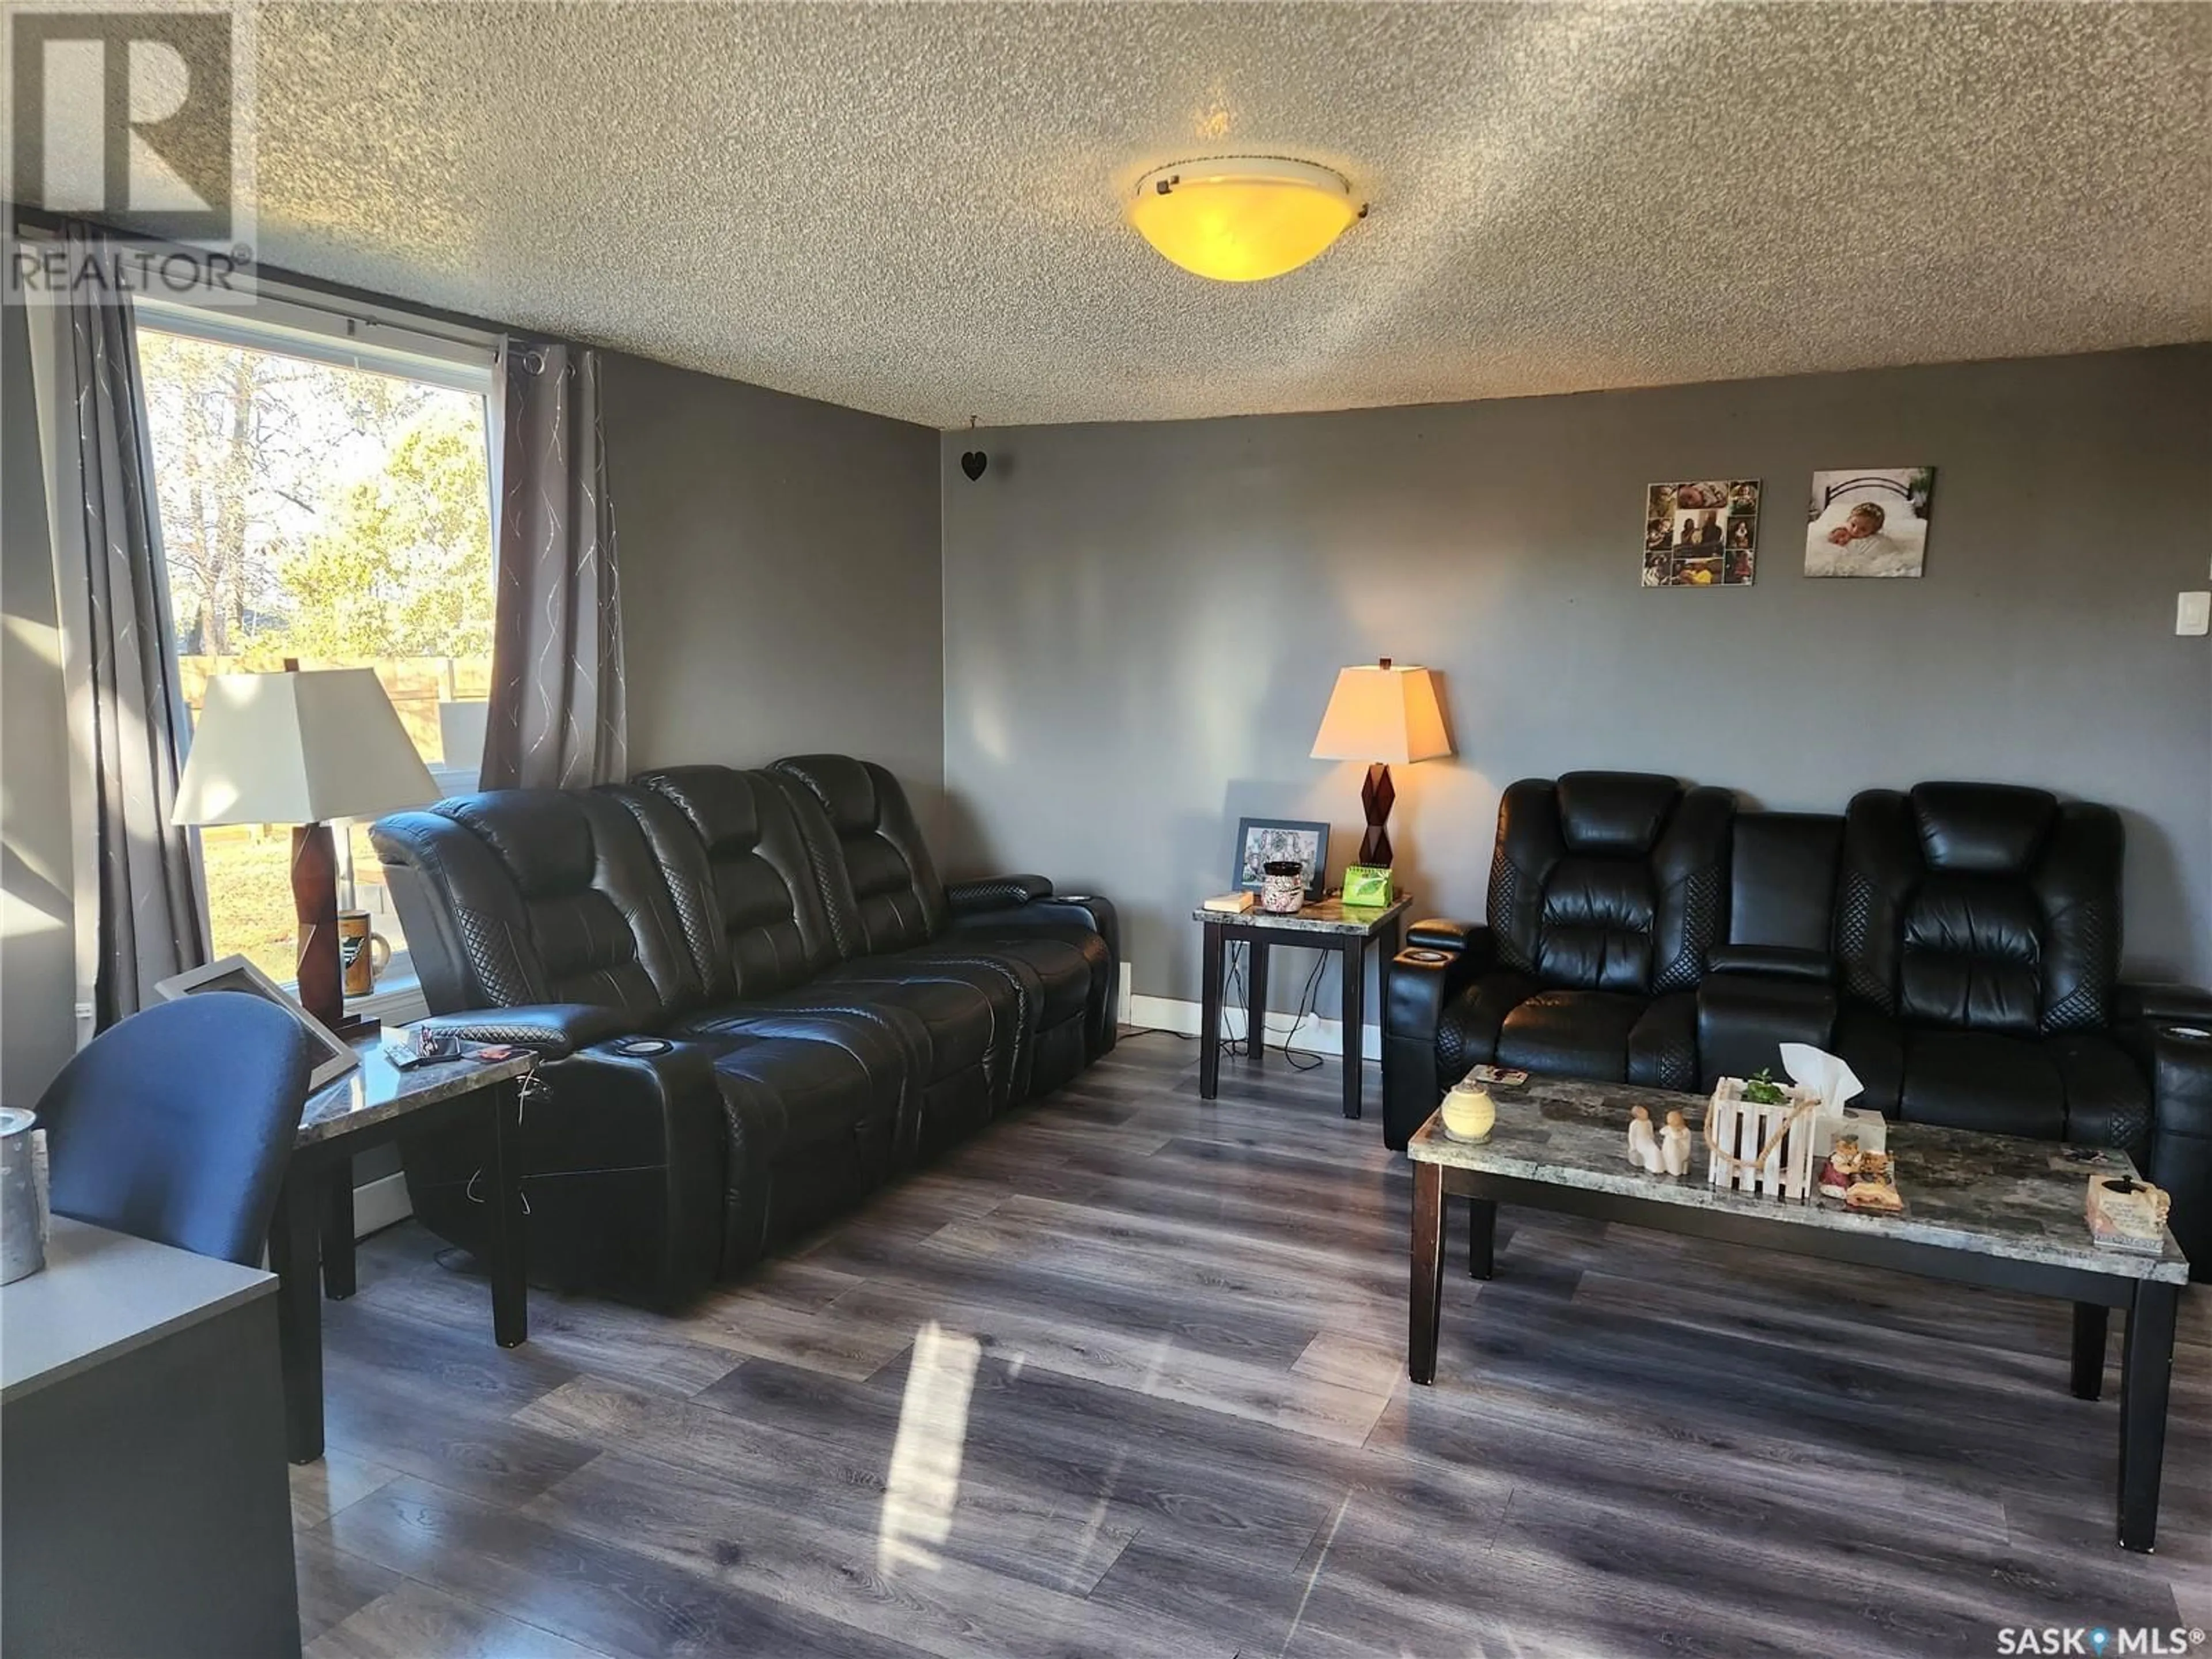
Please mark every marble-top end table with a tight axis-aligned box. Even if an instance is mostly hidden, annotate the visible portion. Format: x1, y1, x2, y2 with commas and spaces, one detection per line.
1405, 1073, 2188, 1552
1194, 895, 1411, 1120
274, 1041, 537, 1463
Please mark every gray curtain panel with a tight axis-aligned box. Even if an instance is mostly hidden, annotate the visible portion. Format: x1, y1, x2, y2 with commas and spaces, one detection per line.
483, 341, 627, 790
31, 225, 210, 1028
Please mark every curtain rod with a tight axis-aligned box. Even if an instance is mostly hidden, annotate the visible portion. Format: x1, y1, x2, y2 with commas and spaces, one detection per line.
7, 202, 532, 353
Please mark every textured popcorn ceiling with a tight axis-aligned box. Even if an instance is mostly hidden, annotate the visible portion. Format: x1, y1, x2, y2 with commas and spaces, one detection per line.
120, 3, 2212, 427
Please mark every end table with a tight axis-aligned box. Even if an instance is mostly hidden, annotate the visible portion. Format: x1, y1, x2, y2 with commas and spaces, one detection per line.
271, 1040, 535, 1463
1192, 895, 1409, 1119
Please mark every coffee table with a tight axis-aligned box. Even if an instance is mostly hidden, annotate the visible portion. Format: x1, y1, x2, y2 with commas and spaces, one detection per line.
1404, 1074, 2190, 1552
1194, 895, 1410, 1119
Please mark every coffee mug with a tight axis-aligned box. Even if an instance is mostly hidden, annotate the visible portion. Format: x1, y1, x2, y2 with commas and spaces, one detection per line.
338, 910, 392, 997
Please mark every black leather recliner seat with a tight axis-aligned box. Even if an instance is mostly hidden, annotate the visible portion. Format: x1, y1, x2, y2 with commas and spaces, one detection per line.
1384, 774, 2212, 1278
1828, 785, 2155, 1150
370, 756, 1116, 1305
1384, 772, 1732, 1134
772, 755, 1119, 1086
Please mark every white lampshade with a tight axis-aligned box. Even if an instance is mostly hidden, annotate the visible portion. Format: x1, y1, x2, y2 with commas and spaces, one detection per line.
1309, 661, 1453, 765
173, 668, 439, 827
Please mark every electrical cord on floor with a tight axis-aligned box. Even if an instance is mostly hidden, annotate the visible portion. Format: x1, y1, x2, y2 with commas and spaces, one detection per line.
1125, 941, 1332, 1073
1278, 951, 1330, 1071
1219, 940, 1251, 1061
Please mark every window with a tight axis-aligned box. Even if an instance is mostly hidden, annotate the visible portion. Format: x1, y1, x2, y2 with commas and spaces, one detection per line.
133, 294, 498, 985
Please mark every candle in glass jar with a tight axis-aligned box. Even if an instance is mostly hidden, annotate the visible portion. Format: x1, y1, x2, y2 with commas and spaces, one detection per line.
1441, 1083, 1495, 1142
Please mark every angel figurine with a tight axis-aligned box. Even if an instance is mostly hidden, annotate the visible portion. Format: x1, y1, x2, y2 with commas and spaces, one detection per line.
1626, 1104, 1664, 1174
1660, 1108, 1694, 1177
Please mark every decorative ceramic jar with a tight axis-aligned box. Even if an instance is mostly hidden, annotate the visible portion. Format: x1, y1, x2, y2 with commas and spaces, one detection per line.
1440, 1083, 1495, 1142
1259, 861, 1305, 914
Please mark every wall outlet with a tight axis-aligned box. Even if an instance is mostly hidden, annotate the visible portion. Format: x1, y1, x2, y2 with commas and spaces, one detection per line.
2179, 592, 2211, 637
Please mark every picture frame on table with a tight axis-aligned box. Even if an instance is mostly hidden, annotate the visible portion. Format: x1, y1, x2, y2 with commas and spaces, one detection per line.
1233, 817, 1330, 902
153, 953, 361, 1090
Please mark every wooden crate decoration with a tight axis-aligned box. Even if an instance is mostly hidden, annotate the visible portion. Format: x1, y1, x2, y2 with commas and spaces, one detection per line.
1706, 1078, 1821, 1200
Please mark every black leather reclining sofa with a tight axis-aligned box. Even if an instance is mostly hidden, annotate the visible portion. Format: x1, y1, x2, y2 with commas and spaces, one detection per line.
1384, 772, 2212, 1276
369, 755, 1116, 1305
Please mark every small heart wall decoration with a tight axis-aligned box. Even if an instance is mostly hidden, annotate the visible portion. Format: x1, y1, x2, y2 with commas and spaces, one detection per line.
960, 450, 988, 482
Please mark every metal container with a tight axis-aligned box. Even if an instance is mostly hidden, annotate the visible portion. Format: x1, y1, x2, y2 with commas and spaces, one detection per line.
1, 1107, 50, 1284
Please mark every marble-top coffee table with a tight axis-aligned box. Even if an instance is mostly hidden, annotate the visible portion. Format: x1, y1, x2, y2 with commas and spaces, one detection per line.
1405, 1073, 2189, 1552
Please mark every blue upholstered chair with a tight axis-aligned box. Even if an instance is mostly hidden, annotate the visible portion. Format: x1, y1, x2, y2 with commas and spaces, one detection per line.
38, 992, 317, 1266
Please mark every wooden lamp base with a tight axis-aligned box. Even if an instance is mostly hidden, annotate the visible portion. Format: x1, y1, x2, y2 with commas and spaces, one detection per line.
1357, 762, 1396, 867
293, 821, 377, 1041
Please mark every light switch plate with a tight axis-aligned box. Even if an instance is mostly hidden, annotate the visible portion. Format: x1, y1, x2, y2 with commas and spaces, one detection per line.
2179, 591, 2211, 637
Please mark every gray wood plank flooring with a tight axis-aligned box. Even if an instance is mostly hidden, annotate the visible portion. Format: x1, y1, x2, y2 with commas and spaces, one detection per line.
296, 1032, 2211, 1657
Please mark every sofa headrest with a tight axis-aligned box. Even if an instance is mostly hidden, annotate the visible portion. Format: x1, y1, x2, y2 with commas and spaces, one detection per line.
1910, 782, 2058, 875
773, 753, 879, 836
1553, 771, 1681, 856
440, 790, 596, 895
634, 764, 765, 860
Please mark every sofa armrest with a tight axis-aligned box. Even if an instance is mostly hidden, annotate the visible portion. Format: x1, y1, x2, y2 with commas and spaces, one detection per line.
2116, 981, 2212, 1031
946, 874, 1055, 914
1382, 935, 1497, 1150
1403, 919, 1495, 972
399, 1036, 726, 1306
1705, 945, 1834, 983
412, 1002, 639, 1061
2145, 1025, 2212, 1282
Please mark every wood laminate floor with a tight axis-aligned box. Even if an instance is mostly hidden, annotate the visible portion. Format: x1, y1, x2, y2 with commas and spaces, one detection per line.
293, 1033, 2211, 1658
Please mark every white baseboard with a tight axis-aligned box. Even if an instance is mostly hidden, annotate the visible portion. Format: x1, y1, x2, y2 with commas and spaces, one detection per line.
1127, 993, 1382, 1062
352, 1169, 413, 1236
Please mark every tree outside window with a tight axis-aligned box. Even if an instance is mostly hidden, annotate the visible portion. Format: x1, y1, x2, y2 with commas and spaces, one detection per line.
137, 326, 495, 982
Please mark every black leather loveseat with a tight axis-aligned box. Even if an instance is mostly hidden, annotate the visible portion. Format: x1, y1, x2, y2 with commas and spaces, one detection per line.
370, 755, 1116, 1305
1384, 772, 2212, 1275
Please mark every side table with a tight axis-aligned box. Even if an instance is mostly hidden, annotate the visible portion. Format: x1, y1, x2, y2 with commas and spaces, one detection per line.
271, 1041, 536, 1463
1193, 896, 1410, 1119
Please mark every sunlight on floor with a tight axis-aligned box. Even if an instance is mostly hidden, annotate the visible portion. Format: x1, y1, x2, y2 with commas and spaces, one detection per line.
876, 1320, 983, 1575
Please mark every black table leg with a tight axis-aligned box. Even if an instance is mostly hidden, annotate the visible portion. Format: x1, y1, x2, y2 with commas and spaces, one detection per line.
268, 1172, 325, 1464
1377, 911, 1402, 1020
1339, 937, 1365, 1119
1409, 1160, 1443, 1385
2070, 1302, 2107, 1400
321, 1161, 357, 1300
2118, 1279, 2177, 1552
1468, 1196, 1496, 1280
1199, 924, 1224, 1100
487, 1078, 529, 1349
1246, 940, 1270, 1070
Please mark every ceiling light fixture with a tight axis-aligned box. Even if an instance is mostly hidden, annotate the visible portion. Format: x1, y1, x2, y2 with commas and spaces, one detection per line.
1128, 156, 1364, 283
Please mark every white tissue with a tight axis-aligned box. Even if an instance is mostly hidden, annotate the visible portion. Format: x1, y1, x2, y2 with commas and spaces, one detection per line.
1778, 1043, 1863, 1113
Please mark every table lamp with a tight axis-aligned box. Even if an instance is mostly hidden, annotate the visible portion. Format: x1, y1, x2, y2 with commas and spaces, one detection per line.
1309, 657, 1452, 866
172, 665, 438, 1036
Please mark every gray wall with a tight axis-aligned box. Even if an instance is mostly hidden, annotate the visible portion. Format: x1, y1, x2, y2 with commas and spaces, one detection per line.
941, 345, 2212, 1007
603, 351, 947, 828
2, 296, 79, 1100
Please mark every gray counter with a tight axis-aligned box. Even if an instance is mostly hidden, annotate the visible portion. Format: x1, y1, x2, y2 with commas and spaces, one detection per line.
2, 1217, 301, 1657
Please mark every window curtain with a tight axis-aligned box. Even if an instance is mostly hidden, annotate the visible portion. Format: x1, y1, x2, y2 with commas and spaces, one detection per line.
482, 340, 627, 790
26, 224, 209, 1033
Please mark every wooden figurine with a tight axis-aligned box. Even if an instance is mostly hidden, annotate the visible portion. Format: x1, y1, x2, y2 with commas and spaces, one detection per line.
1627, 1105, 1664, 1174
1660, 1108, 1693, 1176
